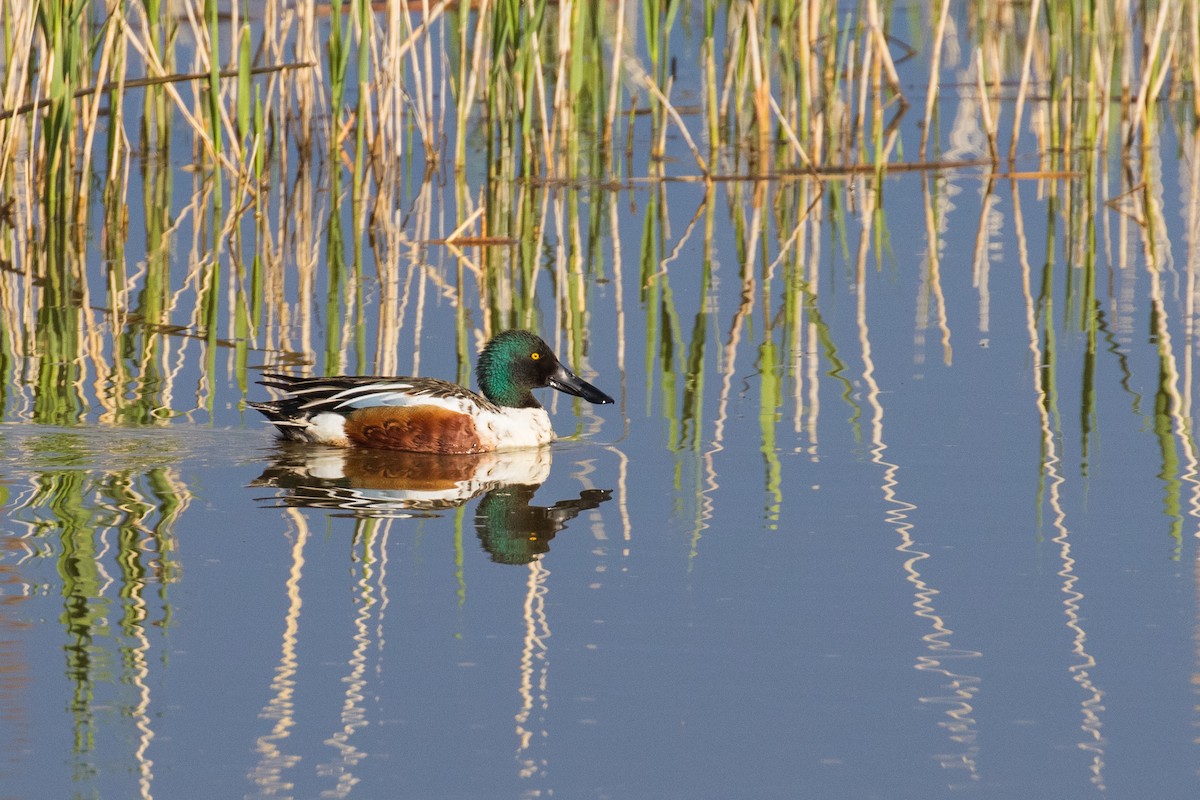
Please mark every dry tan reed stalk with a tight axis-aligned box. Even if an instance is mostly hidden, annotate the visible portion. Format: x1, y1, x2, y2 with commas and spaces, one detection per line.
420, 0, 437, 149
1183, 132, 1200, 424
919, 0, 951, 160
0, 2, 38, 189
456, 0, 490, 172
369, 209, 402, 375
1008, 0, 1042, 163
975, 49, 999, 163
395, 0, 441, 153
181, 0, 246, 165
1145, 8, 1179, 109
745, 0, 771, 165
122, 4, 238, 175
864, 0, 902, 99
604, 0, 628, 154
444, 206, 486, 243
852, 30, 871, 161
1190, 0, 1200, 122
104, 15, 132, 188
377, 0, 401, 168
77, 0, 125, 227
1125, 1, 1175, 149
716, 25, 738, 146
294, 0, 325, 154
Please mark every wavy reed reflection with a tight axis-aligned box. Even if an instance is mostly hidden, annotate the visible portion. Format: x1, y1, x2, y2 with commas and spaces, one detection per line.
247, 509, 306, 798
515, 559, 551, 783
318, 521, 385, 798
0, 549, 32, 785
0, 430, 187, 800
859, 173, 982, 784
1012, 178, 1107, 788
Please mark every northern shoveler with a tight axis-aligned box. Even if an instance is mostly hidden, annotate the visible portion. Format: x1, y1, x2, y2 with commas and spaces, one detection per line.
249, 329, 614, 454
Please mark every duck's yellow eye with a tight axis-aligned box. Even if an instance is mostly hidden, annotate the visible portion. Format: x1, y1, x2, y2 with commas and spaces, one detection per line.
530, 352, 541, 360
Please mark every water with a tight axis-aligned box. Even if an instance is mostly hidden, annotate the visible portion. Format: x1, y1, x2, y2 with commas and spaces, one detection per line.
5, 6, 1200, 799
5, 168, 1200, 798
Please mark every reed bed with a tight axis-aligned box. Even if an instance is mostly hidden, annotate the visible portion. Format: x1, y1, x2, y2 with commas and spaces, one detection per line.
0, 0, 1196, 496
0, 1, 1189, 230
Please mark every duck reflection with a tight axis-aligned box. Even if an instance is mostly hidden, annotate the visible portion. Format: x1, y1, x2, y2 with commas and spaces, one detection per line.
252, 444, 611, 564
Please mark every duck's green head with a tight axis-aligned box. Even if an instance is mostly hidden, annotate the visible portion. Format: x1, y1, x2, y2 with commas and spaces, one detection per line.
476, 330, 615, 409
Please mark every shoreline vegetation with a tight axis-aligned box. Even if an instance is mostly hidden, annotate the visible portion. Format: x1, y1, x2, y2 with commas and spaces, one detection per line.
0, 1, 1193, 429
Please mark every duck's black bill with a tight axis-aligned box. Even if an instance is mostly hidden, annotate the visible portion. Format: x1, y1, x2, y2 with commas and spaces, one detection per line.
549, 365, 615, 405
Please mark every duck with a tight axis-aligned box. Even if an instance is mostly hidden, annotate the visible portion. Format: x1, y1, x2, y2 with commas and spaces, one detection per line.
249, 329, 614, 454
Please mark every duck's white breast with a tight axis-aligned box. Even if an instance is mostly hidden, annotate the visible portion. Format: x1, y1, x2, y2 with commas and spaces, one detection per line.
475, 407, 554, 450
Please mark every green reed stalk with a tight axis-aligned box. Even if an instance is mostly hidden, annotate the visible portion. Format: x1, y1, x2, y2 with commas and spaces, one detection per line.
325, 212, 346, 374
329, 0, 350, 129
517, 0, 546, 177
236, 21, 251, 141
130, 154, 171, 423
103, 1, 128, 192
249, 89, 264, 329
564, 1, 598, 180
452, 0, 492, 173
200, 254, 220, 414
140, 0, 173, 152
204, 0, 223, 208
642, 0, 679, 159
701, 0, 718, 162
37, 0, 90, 240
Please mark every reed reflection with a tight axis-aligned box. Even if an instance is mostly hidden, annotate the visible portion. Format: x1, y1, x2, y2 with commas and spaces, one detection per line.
252, 444, 611, 563
856, 170, 982, 783
0, 546, 32, 789
0, 432, 185, 800
1012, 175, 1108, 787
